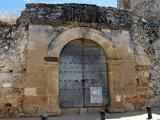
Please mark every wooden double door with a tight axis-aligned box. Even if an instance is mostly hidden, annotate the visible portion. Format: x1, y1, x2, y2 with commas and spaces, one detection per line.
59, 40, 108, 108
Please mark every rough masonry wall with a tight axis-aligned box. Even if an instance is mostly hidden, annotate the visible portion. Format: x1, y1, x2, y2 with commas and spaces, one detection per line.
131, 0, 160, 19
130, 14, 160, 107
0, 21, 28, 116
118, 0, 160, 19
118, 0, 160, 107
17, 3, 132, 29
143, 21, 160, 103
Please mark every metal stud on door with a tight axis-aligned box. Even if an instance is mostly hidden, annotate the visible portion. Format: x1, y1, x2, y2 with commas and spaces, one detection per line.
59, 40, 108, 108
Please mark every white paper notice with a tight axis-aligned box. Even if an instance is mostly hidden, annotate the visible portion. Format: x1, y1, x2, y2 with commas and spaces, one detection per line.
90, 87, 102, 104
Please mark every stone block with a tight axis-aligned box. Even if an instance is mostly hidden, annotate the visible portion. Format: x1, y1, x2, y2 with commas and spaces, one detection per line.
24, 72, 48, 87
24, 88, 37, 96
23, 96, 48, 106
61, 108, 80, 114
125, 103, 135, 111
5, 95, 19, 107
87, 108, 103, 113
47, 105, 61, 115
27, 57, 46, 65
27, 64, 45, 73
108, 60, 123, 66
107, 107, 126, 113
23, 105, 39, 114
47, 87, 58, 96
2, 83, 12, 88
137, 71, 150, 78
36, 88, 47, 96
48, 96, 58, 105
147, 98, 156, 106
134, 98, 146, 110
141, 82, 148, 87
27, 41, 48, 58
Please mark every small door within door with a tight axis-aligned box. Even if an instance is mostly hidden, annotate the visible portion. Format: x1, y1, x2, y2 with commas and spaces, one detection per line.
59, 40, 108, 108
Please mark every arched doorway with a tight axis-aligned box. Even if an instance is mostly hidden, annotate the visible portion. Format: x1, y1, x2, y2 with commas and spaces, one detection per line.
59, 39, 109, 108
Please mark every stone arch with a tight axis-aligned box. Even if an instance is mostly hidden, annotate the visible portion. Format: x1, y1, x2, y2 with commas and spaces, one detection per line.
48, 27, 119, 59
46, 27, 127, 111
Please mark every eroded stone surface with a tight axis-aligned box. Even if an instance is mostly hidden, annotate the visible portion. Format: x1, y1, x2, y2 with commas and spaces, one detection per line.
17, 3, 132, 29
0, 3, 159, 116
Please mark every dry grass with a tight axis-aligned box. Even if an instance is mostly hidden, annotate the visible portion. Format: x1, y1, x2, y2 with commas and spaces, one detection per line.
0, 12, 16, 25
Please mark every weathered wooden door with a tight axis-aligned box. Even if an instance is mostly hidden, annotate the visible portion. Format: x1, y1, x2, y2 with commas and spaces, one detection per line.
59, 40, 108, 108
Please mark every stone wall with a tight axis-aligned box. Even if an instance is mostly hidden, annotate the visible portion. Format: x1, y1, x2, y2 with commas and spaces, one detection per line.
130, 13, 160, 107
0, 3, 159, 116
142, 20, 160, 104
118, 0, 160, 106
17, 3, 132, 29
118, 0, 160, 19
0, 21, 28, 116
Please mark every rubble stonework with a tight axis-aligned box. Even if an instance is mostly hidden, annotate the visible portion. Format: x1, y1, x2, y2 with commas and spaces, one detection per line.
118, 0, 160, 19
118, 0, 160, 106
0, 21, 28, 116
142, 20, 160, 103
0, 3, 159, 116
17, 3, 132, 29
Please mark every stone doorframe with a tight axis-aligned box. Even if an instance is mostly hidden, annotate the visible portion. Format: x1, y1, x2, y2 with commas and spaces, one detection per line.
26, 26, 136, 115
48, 27, 122, 111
